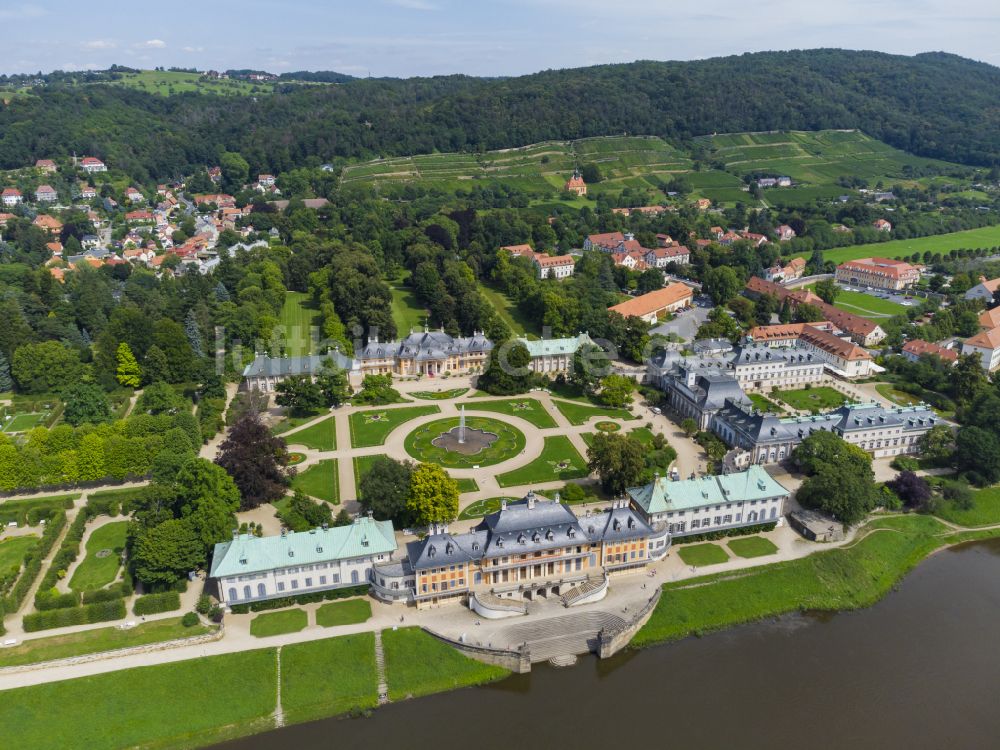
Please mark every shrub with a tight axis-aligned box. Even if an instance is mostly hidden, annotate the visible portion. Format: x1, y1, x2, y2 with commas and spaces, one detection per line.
890, 455, 920, 472
34, 590, 80, 611
22, 598, 126, 632
181, 611, 200, 627
208, 606, 224, 623
82, 581, 131, 603
195, 594, 212, 615
227, 585, 368, 614
672, 522, 778, 545
133, 591, 181, 616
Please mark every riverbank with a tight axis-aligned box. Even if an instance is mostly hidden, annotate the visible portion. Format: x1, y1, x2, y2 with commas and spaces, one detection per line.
632, 514, 998, 648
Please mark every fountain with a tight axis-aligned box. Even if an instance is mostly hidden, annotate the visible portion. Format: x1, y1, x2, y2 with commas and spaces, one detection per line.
431, 407, 499, 456
458, 405, 466, 445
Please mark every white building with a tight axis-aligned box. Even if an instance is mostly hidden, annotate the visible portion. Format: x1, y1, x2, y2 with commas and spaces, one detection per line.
965, 276, 1000, 304
534, 253, 575, 279
516, 332, 597, 374
1, 188, 23, 207
210, 517, 397, 607
80, 156, 107, 173
962, 327, 1000, 372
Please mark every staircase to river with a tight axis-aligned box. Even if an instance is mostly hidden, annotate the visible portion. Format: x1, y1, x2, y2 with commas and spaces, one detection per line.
494, 611, 627, 663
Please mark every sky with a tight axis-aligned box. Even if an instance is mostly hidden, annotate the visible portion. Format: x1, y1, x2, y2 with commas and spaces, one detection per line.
2, 0, 1000, 77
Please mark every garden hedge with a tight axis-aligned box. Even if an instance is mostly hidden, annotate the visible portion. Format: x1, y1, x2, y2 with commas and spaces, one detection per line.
23, 598, 126, 632
672, 521, 778, 545
1, 511, 66, 612
228, 585, 368, 614
133, 591, 181, 616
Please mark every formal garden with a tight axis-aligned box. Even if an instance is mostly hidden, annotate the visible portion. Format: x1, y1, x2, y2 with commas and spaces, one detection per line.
403, 415, 526, 468
496, 435, 588, 487
349, 405, 440, 448
772, 386, 856, 413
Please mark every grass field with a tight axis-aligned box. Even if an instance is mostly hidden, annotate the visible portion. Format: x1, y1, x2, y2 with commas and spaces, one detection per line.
457, 497, 511, 520
455, 477, 479, 493
68, 521, 128, 592
496, 435, 588, 487
773, 386, 854, 412
315, 598, 372, 628
381, 627, 509, 701
794, 224, 1000, 264
280, 292, 322, 358
284, 416, 336, 451
411, 388, 469, 400
934, 485, 1000, 527
0, 649, 277, 750
353, 455, 379, 496
271, 409, 326, 435
552, 398, 636, 425
250, 609, 308, 638
477, 282, 535, 337
810, 286, 907, 319
0, 535, 37, 574
633, 515, 959, 649
747, 393, 786, 413
466, 397, 558, 428
349, 405, 440, 448
0, 617, 213, 668
291, 459, 340, 504
388, 275, 428, 334
2, 412, 47, 432
676, 543, 730, 567
403, 416, 526, 468
280, 633, 378, 724
107, 69, 274, 96
727, 536, 779, 559
875, 383, 922, 407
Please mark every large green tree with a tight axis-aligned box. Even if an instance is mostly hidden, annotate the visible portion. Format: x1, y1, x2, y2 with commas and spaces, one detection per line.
62, 383, 113, 426
115, 342, 141, 388
477, 340, 533, 395
359, 456, 415, 525
11, 341, 84, 393
587, 432, 645, 496
406, 463, 459, 527
130, 518, 205, 587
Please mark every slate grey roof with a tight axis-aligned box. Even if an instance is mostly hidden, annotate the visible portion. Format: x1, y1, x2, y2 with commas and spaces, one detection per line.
242, 349, 358, 378
359, 330, 492, 362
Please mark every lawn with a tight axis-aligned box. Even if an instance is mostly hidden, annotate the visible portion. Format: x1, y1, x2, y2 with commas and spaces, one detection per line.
633, 515, 954, 649
2, 412, 46, 432
291, 459, 340, 504
250, 609, 308, 638
388, 275, 428, 335
404, 416, 526, 468
934, 485, 1000, 527
0, 649, 277, 750
457, 497, 510, 520
455, 477, 479, 493
477, 281, 536, 337
280, 291, 321, 357
285, 416, 337, 451
353, 455, 379, 496
676, 543, 730, 567
382, 627, 508, 701
280, 633, 378, 724
466, 397, 558, 428
68, 521, 128, 592
628, 427, 657, 444
727, 536, 779, 559
820, 288, 906, 319
748, 392, 786, 414
315, 598, 372, 628
349, 405, 440, 448
0, 617, 214, 668
875, 383, 921, 407
793, 224, 1000, 265
411, 388, 469, 400
773, 386, 855, 412
272, 409, 326, 435
552, 398, 636, 425
0, 535, 38, 574
496, 435, 589, 488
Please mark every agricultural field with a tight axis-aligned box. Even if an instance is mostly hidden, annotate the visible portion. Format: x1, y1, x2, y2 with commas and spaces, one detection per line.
279, 292, 322, 357
797, 223, 1000, 264
103, 69, 274, 96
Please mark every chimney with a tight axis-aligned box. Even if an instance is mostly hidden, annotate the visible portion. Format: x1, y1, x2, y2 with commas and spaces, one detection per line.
526, 492, 536, 510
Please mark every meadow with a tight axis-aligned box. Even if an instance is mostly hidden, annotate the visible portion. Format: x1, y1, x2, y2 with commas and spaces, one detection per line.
796, 224, 1000, 264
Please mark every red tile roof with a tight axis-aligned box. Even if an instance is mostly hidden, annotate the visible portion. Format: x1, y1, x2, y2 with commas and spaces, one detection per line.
903, 339, 958, 363
608, 282, 693, 317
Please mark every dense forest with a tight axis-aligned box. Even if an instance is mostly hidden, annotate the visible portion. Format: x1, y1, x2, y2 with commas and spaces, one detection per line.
4, 50, 1000, 180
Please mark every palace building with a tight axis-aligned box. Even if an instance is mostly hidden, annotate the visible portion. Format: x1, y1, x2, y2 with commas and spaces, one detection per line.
358, 329, 493, 377
516, 332, 597, 374
242, 348, 361, 392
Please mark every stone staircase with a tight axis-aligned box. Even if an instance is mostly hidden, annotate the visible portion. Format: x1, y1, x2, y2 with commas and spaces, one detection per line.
560, 575, 607, 607
373, 630, 389, 705
495, 611, 626, 663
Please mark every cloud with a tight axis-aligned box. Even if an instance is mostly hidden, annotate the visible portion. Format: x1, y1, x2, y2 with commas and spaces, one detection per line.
387, 0, 439, 9
81, 40, 116, 50
137, 39, 167, 49
182, 46, 205, 53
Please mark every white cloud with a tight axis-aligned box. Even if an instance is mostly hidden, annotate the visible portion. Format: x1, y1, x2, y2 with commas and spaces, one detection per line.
137, 39, 167, 49
81, 40, 116, 50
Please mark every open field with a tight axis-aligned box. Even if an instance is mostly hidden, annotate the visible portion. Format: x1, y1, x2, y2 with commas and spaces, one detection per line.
466, 397, 558, 428
68, 521, 128, 592
388, 275, 428, 334
0, 649, 277, 750
382, 627, 509, 701
477, 282, 535, 337
773, 386, 854, 412
291, 459, 340, 504
808, 285, 907, 318
105, 69, 274, 96
316, 598, 372, 628
0, 535, 38, 574
727, 536, 779, 559
794, 224, 1000, 264
349, 405, 440, 448
458, 497, 511, 520
0, 617, 213, 668
875, 384, 922, 407
934, 486, 1000, 528
676, 543, 730, 567
2, 412, 47, 432
250, 609, 308, 638
496, 435, 588, 487
285, 416, 336, 451
353, 455, 378, 496
280, 292, 321, 357
552, 398, 637, 425
280, 634, 378, 724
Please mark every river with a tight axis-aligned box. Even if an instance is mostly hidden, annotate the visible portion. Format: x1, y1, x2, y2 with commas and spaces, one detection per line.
216, 540, 1000, 750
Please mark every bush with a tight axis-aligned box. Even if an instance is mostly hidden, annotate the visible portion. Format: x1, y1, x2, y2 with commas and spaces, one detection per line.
82, 580, 131, 603
208, 605, 224, 623
22, 598, 126, 632
891, 455, 920, 472
227, 585, 368, 614
34, 590, 81, 611
181, 611, 200, 627
195, 594, 212, 615
672, 522, 778, 545
133, 591, 181, 616
85, 494, 122, 517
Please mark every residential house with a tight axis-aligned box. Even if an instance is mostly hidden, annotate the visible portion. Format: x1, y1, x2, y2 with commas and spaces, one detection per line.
965, 276, 1000, 304
775, 224, 797, 241
2, 188, 23, 207
32, 214, 63, 235
979, 307, 1000, 330
125, 187, 145, 204
902, 339, 958, 365
962, 328, 1000, 372
534, 253, 575, 279
608, 282, 694, 323
258, 174, 276, 187
35, 159, 57, 173
873, 218, 892, 232
583, 231, 630, 252
125, 210, 155, 224
207, 166, 222, 183
835, 257, 919, 291
34, 185, 57, 202
78, 184, 97, 199
643, 245, 691, 268
80, 156, 107, 173
695, 198, 711, 210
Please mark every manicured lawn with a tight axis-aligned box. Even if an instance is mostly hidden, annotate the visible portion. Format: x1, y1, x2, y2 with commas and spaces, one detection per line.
552, 398, 636, 425
3, 412, 46, 432
349, 405, 440, 448
828, 289, 906, 319
291, 459, 340, 504
934, 485, 1000, 527
285, 416, 337, 451
411, 388, 469, 400
389, 275, 428, 335
477, 281, 536, 337
634, 515, 953, 648
404, 416, 526, 468
496, 435, 589, 487
465, 398, 558, 428
457, 497, 510, 520
68, 521, 128, 592
773, 386, 854, 412
272, 409, 326, 435
280, 633, 378, 724
0, 534, 37, 573
0, 617, 214, 668
280, 291, 321, 357
748, 392, 785, 414
455, 477, 479, 493
315, 598, 372, 628
382, 627, 508, 701
793, 224, 1000, 265
250, 609, 308, 638
676, 543, 730, 567
875, 383, 921, 407
353, 455, 378, 496
727, 536, 779, 559
0, 649, 277, 750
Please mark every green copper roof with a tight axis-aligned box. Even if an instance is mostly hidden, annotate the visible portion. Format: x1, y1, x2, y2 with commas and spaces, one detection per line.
209, 517, 397, 578
627, 465, 789, 515
516, 332, 595, 358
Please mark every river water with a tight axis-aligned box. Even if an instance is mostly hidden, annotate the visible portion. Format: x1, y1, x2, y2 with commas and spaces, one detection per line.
217, 540, 1000, 750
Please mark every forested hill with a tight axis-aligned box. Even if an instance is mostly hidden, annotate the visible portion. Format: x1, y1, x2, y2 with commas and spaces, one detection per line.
2, 49, 1000, 179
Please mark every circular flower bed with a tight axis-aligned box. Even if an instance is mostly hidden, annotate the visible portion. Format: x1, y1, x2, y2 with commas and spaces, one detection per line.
594, 421, 621, 433
287, 452, 306, 466
404, 416, 526, 468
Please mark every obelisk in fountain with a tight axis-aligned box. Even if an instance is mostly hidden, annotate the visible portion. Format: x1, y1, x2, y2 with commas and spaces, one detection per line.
458, 405, 466, 444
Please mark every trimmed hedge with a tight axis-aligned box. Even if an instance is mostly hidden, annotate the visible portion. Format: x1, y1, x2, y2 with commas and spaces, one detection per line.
34, 591, 80, 611
0, 496, 75, 527
82, 580, 132, 604
672, 521, 778, 545
1, 510, 66, 613
228, 585, 369, 614
33, 511, 91, 609
133, 591, 181, 616
84, 494, 123, 518
22, 598, 127, 632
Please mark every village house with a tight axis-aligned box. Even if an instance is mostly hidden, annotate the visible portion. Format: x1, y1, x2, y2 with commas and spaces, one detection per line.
962, 327, 1000, 372
32, 214, 63, 235
564, 170, 587, 196
835, 257, 919, 291
873, 218, 892, 232
126, 187, 145, 204
902, 339, 958, 365
78, 184, 97, 199
964, 276, 1000, 305
774, 224, 797, 241
34, 159, 57, 173
2, 188, 23, 207
764, 256, 806, 282
643, 244, 691, 268
979, 307, 1000, 330
608, 282, 694, 323
80, 156, 107, 173
695, 198, 712, 210
258, 174, 276, 187
534, 253, 575, 279
34, 185, 57, 202
207, 166, 222, 183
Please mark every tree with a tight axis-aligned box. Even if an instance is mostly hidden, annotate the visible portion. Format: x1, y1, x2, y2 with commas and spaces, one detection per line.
219, 151, 250, 193
62, 383, 112, 426
130, 518, 205, 587
680, 417, 698, 437
476, 340, 533, 395
277, 490, 333, 532
358, 455, 414, 525
918, 424, 954, 464
571, 343, 610, 393
11, 341, 84, 393
333, 508, 353, 527
704, 266, 741, 306
792, 430, 872, 477
954, 426, 1000, 485
588, 432, 645, 496
406, 463, 459, 527
216, 413, 291, 509
315, 359, 351, 407
184, 310, 204, 359
0, 352, 11, 392
580, 163, 603, 184
116, 342, 141, 388
142, 345, 170, 385
952, 354, 988, 405
796, 467, 879, 525
598, 374, 634, 408
618, 316, 651, 362
275, 374, 324, 415
887, 470, 932, 511
814, 279, 839, 304
152, 319, 195, 383
636, 269, 664, 295
354, 373, 402, 405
